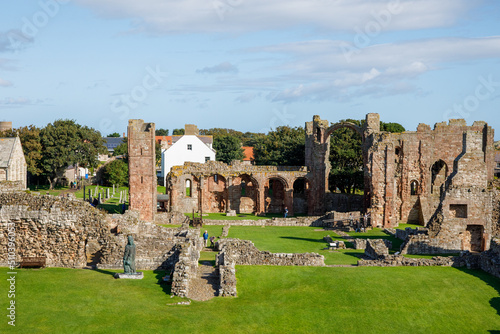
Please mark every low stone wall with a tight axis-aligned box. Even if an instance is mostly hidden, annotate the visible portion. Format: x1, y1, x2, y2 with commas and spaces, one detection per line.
170, 241, 201, 298
218, 263, 237, 297
216, 238, 325, 267
400, 235, 461, 255
155, 211, 189, 225
215, 238, 324, 297
364, 239, 390, 259
0, 181, 25, 193
353, 239, 367, 249
203, 216, 325, 227
394, 227, 428, 240
479, 238, 500, 278
358, 255, 459, 267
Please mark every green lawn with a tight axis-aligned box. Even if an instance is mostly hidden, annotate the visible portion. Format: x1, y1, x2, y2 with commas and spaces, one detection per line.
1, 266, 499, 333
186, 212, 300, 220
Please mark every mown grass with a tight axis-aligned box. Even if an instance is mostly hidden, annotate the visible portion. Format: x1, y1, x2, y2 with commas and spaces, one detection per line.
1, 266, 500, 333
186, 212, 294, 220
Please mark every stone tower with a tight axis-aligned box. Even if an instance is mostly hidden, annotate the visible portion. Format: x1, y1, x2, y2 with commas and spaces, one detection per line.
128, 119, 156, 222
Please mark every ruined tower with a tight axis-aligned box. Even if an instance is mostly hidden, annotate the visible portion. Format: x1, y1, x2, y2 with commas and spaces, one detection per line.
128, 119, 156, 222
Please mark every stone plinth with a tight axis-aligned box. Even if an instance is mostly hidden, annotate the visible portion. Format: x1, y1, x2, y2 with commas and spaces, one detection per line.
114, 272, 144, 279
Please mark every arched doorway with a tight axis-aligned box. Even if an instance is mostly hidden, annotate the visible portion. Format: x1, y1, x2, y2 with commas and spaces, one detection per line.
265, 177, 286, 214
325, 120, 365, 212
204, 174, 226, 213
231, 174, 258, 214
293, 178, 309, 214
431, 160, 448, 196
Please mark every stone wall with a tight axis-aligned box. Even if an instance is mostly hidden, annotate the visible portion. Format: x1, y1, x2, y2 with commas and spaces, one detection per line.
215, 238, 324, 297
216, 238, 325, 267
0, 181, 25, 193
358, 255, 459, 267
364, 239, 390, 259
203, 216, 325, 227
0, 192, 202, 271
170, 241, 201, 298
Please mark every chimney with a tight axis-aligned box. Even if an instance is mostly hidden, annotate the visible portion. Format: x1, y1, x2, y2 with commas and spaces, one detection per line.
185, 124, 199, 136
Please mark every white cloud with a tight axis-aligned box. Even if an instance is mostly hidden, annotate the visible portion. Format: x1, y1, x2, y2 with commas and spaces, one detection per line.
0, 97, 49, 106
196, 61, 238, 74
74, 0, 472, 34
0, 78, 12, 87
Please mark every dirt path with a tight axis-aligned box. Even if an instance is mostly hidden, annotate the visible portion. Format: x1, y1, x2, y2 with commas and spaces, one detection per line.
187, 261, 219, 301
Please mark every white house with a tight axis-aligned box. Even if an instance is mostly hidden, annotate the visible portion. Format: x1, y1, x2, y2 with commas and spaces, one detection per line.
0, 136, 27, 190
159, 124, 216, 185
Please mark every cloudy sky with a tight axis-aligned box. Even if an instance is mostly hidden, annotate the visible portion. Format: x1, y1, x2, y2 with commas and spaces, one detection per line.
1, 0, 499, 138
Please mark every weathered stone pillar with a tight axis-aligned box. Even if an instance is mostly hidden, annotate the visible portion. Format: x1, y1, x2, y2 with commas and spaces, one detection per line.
285, 187, 294, 217
257, 185, 266, 215
226, 177, 232, 212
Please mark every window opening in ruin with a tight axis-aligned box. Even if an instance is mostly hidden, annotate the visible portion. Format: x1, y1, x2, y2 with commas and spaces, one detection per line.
431, 160, 447, 195
268, 179, 274, 196
187, 144, 192, 150
214, 174, 218, 183
316, 127, 321, 142
141, 148, 143, 155
449, 204, 467, 218
185, 179, 192, 197
410, 180, 418, 196
141, 176, 143, 184
241, 180, 246, 196
205, 156, 210, 162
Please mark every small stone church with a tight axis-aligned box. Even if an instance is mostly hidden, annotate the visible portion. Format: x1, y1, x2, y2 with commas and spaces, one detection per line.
0, 137, 27, 190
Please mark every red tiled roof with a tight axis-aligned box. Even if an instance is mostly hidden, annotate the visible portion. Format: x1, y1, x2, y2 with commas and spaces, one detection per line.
242, 146, 254, 161
156, 136, 172, 145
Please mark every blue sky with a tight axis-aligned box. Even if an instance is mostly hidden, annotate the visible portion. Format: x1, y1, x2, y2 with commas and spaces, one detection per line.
0, 0, 499, 139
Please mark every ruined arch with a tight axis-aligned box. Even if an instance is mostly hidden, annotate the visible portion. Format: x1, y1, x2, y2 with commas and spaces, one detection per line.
265, 177, 286, 214
293, 177, 309, 214
231, 174, 259, 214
203, 174, 226, 213
431, 160, 448, 195
325, 122, 364, 143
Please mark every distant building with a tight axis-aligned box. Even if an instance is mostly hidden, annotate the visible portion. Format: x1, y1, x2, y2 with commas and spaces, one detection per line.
103, 137, 125, 155
64, 165, 89, 185
0, 137, 27, 190
242, 146, 254, 165
159, 124, 216, 186
495, 152, 500, 178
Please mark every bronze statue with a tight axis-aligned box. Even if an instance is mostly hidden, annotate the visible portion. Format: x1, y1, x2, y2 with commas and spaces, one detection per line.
123, 235, 136, 274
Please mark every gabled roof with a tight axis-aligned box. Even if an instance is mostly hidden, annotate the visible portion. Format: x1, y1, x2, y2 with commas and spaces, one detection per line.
242, 146, 254, 161
103, 137, 125, 151
160, 134, 213, 148
0, 137, 17, 168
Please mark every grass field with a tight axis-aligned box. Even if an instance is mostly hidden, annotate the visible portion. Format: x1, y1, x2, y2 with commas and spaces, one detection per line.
1, 266, 499, 333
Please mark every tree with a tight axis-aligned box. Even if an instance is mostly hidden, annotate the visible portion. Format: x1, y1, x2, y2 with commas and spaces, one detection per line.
0, 125, 43, 178
155, 128, 169, 136
107, 132, 121, 137
102, 159, 128, 186
328, 119, 363, 194
213, 134, 244, 164
172, 128, 185, 135
253, 126, 305, 166
40, 120, 107, 189
381, 122, 405, 133
328, 119, 406, 194
113, 138, 128, 157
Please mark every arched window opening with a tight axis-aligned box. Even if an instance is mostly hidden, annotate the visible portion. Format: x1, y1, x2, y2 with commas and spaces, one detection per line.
410, 180, 418, 196
185, 179, 192, 197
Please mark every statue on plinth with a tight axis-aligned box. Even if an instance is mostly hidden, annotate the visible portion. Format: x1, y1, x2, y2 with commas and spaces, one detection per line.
123, 235, 136, 274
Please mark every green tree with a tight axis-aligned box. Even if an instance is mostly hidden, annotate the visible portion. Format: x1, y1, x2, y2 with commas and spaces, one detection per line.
213, 134, 244, 164
155, 128, 169, 136
113, 138, 128, 157
107, 132, 121, 137
253, 126, 305, 166
172, 128, 185, 135
102, 159, 128, 186
381, 122, 405, 133
1, 125, 43, 178
328, 119, 363, 194
40, 120, 107, 189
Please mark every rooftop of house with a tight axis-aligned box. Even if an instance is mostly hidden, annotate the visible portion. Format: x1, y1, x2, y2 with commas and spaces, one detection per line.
0, 137, 17, 168
242, 146, 254, 161
103, 137, 125, 151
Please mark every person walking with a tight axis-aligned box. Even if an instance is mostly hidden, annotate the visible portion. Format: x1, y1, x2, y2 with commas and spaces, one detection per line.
203, 230, 208, 247
284, 206, 288, 218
